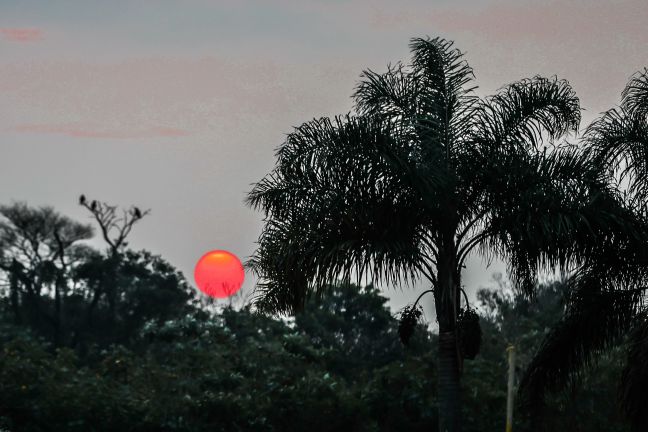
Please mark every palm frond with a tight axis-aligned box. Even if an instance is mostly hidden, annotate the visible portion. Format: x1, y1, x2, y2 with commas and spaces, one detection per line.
622, 68, 648, 119
454, 76, 582, 249
354, 61, 420, 121
408, 36, 477, 118
587, 106, 648, 205
246, 221, 310, 315
476, 145, 644, 296
353, 36, 479, 173
409, 37, 479, 155
519, 282, 645, 408
474, 76, 580, 151
248, 115, 452, 219
247, 115, 440, 313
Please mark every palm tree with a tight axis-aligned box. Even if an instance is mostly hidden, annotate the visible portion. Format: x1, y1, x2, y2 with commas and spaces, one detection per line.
247, 37, 640, 431
520, 69, 648, 430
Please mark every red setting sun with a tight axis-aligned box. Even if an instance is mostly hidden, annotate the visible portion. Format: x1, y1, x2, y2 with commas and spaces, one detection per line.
194, 250, 244, 298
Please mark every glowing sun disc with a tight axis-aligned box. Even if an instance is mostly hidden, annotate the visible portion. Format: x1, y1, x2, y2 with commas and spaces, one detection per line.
194, 250, 244, 298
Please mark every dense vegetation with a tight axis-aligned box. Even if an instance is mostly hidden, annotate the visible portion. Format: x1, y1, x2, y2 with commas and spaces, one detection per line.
0, 202, 633, 431
0, 278, 631, 432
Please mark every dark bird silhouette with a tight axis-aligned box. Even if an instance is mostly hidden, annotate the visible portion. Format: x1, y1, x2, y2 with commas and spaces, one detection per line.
79, 194, 86, 205
134, 207, 142, 218
90, 200, 97, 211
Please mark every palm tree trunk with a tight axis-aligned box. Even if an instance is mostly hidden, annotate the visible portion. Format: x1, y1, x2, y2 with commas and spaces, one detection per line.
435, 234, 462, 432
438, 330, 461, 432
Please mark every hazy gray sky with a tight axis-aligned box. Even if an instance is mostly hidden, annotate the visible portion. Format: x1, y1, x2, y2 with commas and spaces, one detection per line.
1, 0, 647, 315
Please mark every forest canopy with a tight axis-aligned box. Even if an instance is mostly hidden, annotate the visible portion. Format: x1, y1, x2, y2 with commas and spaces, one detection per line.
0, 202, 633, 431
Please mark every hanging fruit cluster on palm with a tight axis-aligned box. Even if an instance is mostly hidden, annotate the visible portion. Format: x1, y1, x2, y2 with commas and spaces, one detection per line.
458, 307, 481, 360
398, 304, 423, 346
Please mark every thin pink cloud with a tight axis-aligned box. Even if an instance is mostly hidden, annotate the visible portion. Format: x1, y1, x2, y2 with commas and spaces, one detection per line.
12, 124, 190, 139
1, 28, 43, 42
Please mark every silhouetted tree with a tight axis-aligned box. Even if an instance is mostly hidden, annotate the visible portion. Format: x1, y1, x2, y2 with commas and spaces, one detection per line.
0, 203, 93, 344
78, 196, 149, 257
521, 69, 648, 431
78, 197, 150, 329
0, 200, 196, 350
247, 37, 644, 431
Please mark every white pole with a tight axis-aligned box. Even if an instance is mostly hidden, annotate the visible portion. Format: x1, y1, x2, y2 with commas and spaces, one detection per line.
506, 345, 516, 432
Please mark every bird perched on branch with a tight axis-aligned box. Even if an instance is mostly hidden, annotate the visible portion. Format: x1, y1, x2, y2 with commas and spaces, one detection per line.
90, 200, 97, 211
79, 194, 86, 205
133, 207, 142, 219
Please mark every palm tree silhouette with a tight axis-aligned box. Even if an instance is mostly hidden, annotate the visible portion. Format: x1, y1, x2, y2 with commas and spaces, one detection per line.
521, 69, 648, 430
248, 37, 643, 431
